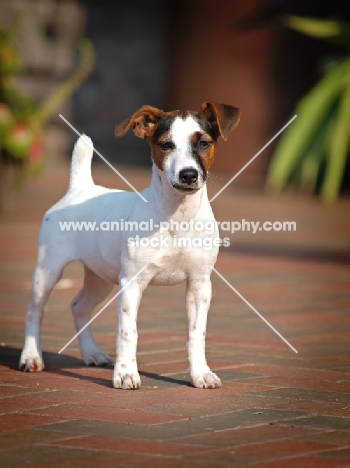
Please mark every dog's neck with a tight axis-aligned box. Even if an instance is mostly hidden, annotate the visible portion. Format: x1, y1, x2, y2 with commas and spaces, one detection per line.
147, 164, 209, 221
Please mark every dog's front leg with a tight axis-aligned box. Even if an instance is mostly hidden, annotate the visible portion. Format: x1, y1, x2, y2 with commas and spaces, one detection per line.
186, 273, 222, 389
113, 276, 143, 390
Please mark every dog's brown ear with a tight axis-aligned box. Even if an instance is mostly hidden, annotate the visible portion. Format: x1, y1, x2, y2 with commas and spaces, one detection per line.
199, 102, 241, 141
115, 106, 165, 139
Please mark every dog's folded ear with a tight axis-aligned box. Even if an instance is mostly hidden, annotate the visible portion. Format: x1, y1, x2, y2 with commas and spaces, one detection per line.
115, 106, 165, 139
199, 102, 241, 141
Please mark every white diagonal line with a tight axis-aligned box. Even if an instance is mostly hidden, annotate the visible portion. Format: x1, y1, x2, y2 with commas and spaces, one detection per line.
58, 265, 147, 354
59, 114, 148, 202
210, 115, 297, 202
212, 266, 298, 353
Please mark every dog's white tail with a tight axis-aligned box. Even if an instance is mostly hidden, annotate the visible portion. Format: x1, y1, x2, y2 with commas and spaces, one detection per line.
69, 134, 94, 190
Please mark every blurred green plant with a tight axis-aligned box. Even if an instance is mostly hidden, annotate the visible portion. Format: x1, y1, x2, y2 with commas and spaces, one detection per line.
0, 13, 94, 194
266, 16, 350, 203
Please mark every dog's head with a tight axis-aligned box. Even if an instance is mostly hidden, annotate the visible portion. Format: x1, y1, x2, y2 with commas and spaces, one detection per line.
115, 102, 241, 194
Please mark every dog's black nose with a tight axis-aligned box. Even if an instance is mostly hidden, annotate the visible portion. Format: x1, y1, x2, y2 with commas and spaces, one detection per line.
179, 168, 198, 185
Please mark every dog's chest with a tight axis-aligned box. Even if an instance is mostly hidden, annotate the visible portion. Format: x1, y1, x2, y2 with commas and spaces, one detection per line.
149, 248, 190, 285
146, 233, 217, 286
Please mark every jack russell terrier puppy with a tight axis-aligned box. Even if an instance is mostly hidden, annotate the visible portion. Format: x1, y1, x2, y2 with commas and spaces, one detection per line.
20, 101, 241, 389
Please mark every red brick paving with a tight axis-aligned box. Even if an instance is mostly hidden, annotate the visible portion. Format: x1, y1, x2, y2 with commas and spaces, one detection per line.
250, 458, 350, 468
185, 439, 341, 464
1, 157, 350, 467
50, 435, 213, 456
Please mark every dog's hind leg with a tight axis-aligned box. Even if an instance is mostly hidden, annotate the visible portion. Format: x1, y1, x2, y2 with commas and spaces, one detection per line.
20, 248, 67, 371
71, 266, 114, 366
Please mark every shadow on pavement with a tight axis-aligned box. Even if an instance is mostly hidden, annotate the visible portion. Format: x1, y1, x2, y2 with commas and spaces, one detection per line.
0, 346, 192, 388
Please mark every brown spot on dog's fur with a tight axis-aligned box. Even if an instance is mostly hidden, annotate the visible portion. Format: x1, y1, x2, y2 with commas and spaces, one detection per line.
177, 110, 190, 120
202, 145, 216, 172
150, 130, 172, 171
189, 131, 216, 173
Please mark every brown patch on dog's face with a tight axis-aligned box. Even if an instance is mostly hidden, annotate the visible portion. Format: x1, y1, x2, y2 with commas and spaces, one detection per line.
149, 115, 177, 171
189, 130, 216, 174
151, 131, 171, 171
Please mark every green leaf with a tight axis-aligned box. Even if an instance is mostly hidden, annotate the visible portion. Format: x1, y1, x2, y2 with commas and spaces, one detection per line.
283, 15, 350, 40
267, 58, 350, 191
321, 81, 350, 203
299, 99, 339, 192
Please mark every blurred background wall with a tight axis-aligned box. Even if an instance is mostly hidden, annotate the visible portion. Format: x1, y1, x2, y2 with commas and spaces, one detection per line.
1, 0, 349, 188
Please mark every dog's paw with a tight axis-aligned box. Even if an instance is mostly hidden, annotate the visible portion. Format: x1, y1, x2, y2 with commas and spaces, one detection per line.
113, 371, 141, 390
19, 352, 44, 372
82, 350, 113, 367
191, 371, 222, 389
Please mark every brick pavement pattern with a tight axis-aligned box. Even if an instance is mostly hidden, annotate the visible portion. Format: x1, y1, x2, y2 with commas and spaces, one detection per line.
0, 154, 350, 467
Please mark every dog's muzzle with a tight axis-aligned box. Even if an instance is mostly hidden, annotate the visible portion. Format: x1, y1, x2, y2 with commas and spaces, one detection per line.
173, 168, 200, 193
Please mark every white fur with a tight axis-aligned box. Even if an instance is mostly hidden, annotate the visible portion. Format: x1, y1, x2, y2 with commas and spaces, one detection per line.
20, 121, 222, 389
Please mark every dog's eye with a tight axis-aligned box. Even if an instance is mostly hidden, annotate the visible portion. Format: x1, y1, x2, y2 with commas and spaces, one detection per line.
198, 139, 211, 150
158, 141, 175, 151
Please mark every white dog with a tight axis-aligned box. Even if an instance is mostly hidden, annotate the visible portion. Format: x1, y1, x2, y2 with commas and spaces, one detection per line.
20, 102, 241, 389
